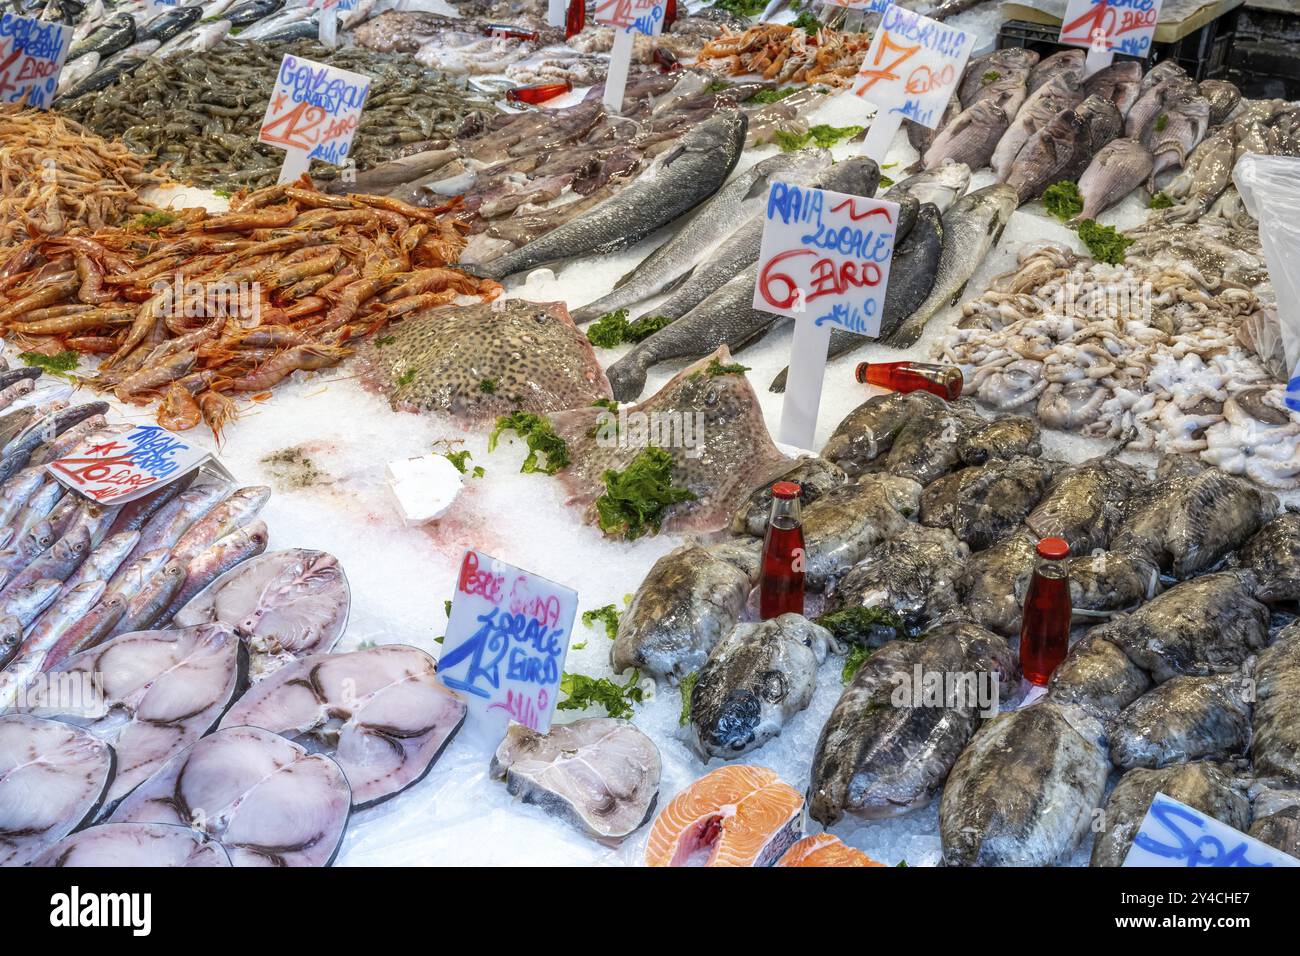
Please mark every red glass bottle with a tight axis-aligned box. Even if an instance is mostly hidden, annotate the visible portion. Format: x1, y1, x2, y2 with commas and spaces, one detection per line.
483, 23, 540, 40
759, 481, 805, 619
565, 0, 585, 39
663, 0, 677, 30
506, 80, 573, 105
1020, 537, 1072, 686
856, 361, 963, 401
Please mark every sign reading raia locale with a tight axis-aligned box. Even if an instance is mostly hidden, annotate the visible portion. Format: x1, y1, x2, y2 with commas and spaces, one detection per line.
258, 53, 371, 182
1058, 0, 1162, 58
852, 4, 974, 145
0, 13, 73, 110
45, 424, 233, 504
438, 549, 575, 735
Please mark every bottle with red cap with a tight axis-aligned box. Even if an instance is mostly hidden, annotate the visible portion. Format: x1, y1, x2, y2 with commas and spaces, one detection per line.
565, 0, 585, 38
855, 361, 963, 401
759, 481, 805, 619
506, 80, 573, 106
1020, 537, 1072, 685
664, 0, 677, 29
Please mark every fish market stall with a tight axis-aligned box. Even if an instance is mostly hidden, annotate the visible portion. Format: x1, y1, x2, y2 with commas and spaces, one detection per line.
0, 0, 1296, 875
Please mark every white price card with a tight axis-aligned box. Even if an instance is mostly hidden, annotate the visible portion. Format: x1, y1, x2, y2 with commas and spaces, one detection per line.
0, 14, 72, 109
1059, 0, 1162, 59
1123, 793, 1300, 868
258, 53, 371, 184
46, 424, 234, 505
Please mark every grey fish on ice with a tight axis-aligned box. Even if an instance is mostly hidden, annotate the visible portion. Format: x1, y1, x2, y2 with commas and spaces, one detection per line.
1049, 622, 1153, 719
1236, 512, 1300, 603
921, 455, 1054, 551
958, 47, 1038, 106
689, 614, 833, 759
474, 111, 747, 280
990, 75, 1082, 181
958, 414, 1041, 465
888, 184, 1017, 348
1006, 95, 1122, 204
1107, 673, 1252, 770
1025, 452, 1146, 555
801, 474, 921, 592
1075, 138, 1154, 222
883, 162, 971, 213
1090, 762, 1249, 867
820, 390, 941, 476
571, 150, 831, 324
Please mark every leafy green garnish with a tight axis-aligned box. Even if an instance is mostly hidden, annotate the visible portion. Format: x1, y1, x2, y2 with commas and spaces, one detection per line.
981, 70, 1001, 85
19, 350, 79, 377
443, 450, 473, 474
571, 640, 587, 650
581, 604, 621, 639
374, 335, 395, 347
1154, 113, 1168, 132
704, 358, 751, 377
842, 645, 872, 684
478, 378, 497, 394
707, 79, 731, 93
774, 124, 865, 152
124, 210, 176, 232
679, 670, 699, 726
896, 859, 909, 868
592, 397, 619, 411
394, 368, 416, 388
752, 86, 800, 104
625, 313, 673, 342
472, 466, 485, 478
791, 11, 821, 35
1077, 219, 1134, 265
434, 635, 444, 644
557, 670, 645, 719
879, 173, 895, 188
489, 412, 570, 475
818, 605, 906, 647
710, 0, 768, 16
595, 447, 696, 540
586, 309, 629, 348
1042, 181, 1083, 222
444, 600, 452, 617
1149, 191, 1174, 209
213, 188, 233, 199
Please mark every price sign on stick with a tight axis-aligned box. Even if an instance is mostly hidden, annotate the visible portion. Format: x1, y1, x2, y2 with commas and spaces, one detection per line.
851, 4, 973, 162
259, 54, 370, 185
1058, 0, 1163, 76
1123, 793, 1300, 867
595, 0, 665, 113
753, 182, 899, 449
0, 15, 72, 110
46, 424, 233, 504
438, 550, 575, 736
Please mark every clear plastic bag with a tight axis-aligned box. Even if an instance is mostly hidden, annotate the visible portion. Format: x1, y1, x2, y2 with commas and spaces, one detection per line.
1234, 154, 1300, 409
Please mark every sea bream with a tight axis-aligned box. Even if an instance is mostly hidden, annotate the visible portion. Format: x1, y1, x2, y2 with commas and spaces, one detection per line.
1106, 673, 1252, 770
991, 76, 1083, 181
1027, 49, 1085, 92
570, 149, 831, 324
612, 542, 755, 684
1005, 95, 1123, 204
887, 184, 1017, 347
958, 47, 1038, 106
923, 84, 1025, 172
490, 717, 661, 843
474, 111, 748, 280
940, 699, 1109, 866
1075, 138, 1154, 222
1081, 60, 1142, 117
1090, 762, 1249, 867
688, 614, 833, 759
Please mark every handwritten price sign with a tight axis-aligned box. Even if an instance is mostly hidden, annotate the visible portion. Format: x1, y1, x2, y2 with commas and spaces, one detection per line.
1124, 793, 1299, 867
853, 4, 973, 129
259, 54, 370, 182
753, 181, 899, 336
0, 14, 71, 110
46, 424, 226, 504
594, 0, 666, 36
438, 550, 575, 735
1059, 0, 1162, 56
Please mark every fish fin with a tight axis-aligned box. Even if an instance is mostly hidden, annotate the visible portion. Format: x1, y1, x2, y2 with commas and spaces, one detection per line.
661, 145, 687, 167
743, 177, 772, 201
769, 367, 789, 393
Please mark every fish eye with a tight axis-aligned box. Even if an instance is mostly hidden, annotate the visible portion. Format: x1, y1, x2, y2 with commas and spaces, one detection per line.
705, 388, 719, 406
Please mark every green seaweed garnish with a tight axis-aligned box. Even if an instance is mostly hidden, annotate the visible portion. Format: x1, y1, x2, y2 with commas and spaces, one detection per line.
842, 645, 872, 684
478, 378, 498, 394
679, 670, 699, 726
595, 447, 696, 540
444, 600, 453, 617
1154, 113, 1169, 132
581, 604, 622, 639
752, 86, 800, 104
586, 309, 629, 348
704, 358, 751, 377
774, 124, 865, 152
571, 640, 587, 651
818, 605, 906, 647
124, 210, 176, 233
1042, 181, 1083, 222
19, 351, 79, 377
394, 368, 417, 388
1149, 191, 1174, 209
375, 335, 395, 347
592, 398, 619, 411
557, 670, 645, 719
711, 0, 768, 16
489, 411, 570, 475
981, 70, 1001, 85
791, 11, 821, 35
1077, 219, 1134, 265
625, 313, 674, 342
443, 450, 473, 474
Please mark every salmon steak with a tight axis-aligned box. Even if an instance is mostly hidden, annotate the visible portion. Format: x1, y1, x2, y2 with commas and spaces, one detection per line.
778, 833, 886, 867
644, 764, 803, 867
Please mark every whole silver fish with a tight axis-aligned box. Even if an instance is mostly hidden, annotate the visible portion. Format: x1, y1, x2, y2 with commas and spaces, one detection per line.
58, 530, 139, 597
475, 111, 748, 280
20, 581, 108, 675
689, 614, 832, 759
0, 402, 109, 484
634, 157, 880, 324
923, 87, 1024, 171
39, 593, 127, 668
883, 162, 970, 212
170, 486, 271, 566
125, 484, 229, 565
1075, 138, 1154, 221
769, 201, 945, 392
907, 96, 961, 156
160, 520, 270, 622
0, 525, 91, 602
108, 559, 187, 636
1082, 60, 1142, 117
0, 520, 58, 589
0, 579, 67, 709
991, 76, 1082, 181
571, 150, 831, 324
1126, 74, 1197, 140
888, 184, 1017, 347
106, 547, 173, 603
0, 470, 49, 529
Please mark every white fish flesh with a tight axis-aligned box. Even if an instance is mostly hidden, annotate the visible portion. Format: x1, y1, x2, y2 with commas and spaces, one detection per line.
34, 822, 231, 867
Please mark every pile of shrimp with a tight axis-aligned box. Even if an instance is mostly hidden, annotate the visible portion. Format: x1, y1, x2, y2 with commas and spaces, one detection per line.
0, 105, 166, 245
0, 177, 500, 437
693, 24, 873, 88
